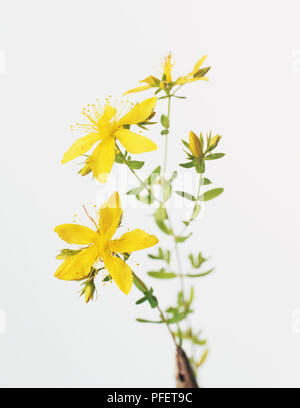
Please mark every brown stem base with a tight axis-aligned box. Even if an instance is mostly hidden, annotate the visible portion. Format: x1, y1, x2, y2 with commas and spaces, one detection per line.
175, 346, 199, 388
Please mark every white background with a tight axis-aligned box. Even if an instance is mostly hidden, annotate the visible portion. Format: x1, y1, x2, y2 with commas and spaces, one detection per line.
0, 0, 300, 388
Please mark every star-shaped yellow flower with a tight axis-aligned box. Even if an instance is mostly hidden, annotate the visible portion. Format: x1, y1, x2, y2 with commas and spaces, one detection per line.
62, 97, 157, 183
124, 53, 210, 95
54, 192, 158, 295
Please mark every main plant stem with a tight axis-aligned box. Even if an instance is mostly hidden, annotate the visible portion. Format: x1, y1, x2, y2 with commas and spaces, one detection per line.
162, 95, 186, 302
162, 95, 171, 175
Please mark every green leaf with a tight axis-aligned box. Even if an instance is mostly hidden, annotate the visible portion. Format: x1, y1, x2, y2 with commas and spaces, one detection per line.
182, 139, 190, 149
196, 349, 209, 367
166, 307, 178, 314
135, 194, 154, 205
191, 204, 201, 221
165, 250, 171, 264
136, 123, 148, 130
175, 191, 196, 201
147, 166, 161, 184
161, 129, 169, 135
177, 291, 184, 307
155, 219, 172, 235
187, 286, 194, 307
148, 247, 171, 264
147, 270, 177, 279
114, 154, 124, 164
179, 161, 194, 168
163, 181, 172, 202
154, 206, 167, 222
166, 311, 192, 324
189, 252, 207, 268
129, 160, 144, 169
198, 188, 224, 201
136, 287, 158, 308
175, 233, 192, 243
205, 153, 225, 160
127, 185, 145, 195
136, 296, 147, 305
160, 114, 169, 128
148, 247, 164, 260
147, 296, 158, 308
186, 268, 214, 278
200, 177, 212, 185
133, 273, 148, 292
136, 318, 163, 324
169, 171, 178, 182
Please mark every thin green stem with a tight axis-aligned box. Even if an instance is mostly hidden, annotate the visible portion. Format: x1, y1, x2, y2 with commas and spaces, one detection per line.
116, 142, 144, 185
162, 95, 171, 176
132, 271, 176, 346
161, 94, 186, 302
157, 304, 177, 345
171, 84, 183, 96
172, 230, 186, 297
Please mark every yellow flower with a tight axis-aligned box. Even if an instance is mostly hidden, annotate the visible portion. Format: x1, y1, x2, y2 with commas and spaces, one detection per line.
176, 55, 210, 85
62, 97, 157, 183
189, 131, 203, 158
124, 53, 210, 95
54, 192, 158, 295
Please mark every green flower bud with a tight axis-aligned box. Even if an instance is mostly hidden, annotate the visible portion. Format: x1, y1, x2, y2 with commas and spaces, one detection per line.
84, 280, 96, 303
208, 134, 221, 150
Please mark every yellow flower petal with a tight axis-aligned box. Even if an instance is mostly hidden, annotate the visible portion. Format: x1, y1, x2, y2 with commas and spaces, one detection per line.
109, 229, 158, 254
140, 76, 159, 85
55, 245, 99, 281
89, 136, 115, 183
114, 129, 157, 154
102, 104, 117, 121
102, 250, 132, 295
189, 131, 203, 158
123, 85, 152, 96
61, 133, 100, 164
175, 75, 189, 85
192, 55, 208, 75
185, 77, 209, 83
99, 192, 122, 241
54, 224, 99, 245
97, 105, 117, 130
117, 97, 157, 125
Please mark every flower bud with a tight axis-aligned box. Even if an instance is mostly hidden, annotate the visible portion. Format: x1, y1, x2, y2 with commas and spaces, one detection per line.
142, 76, 159, 86
84, 280, 96, 303
79, 164, 92, 176
208, 134, 221, 150
189, 131, 203, 158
